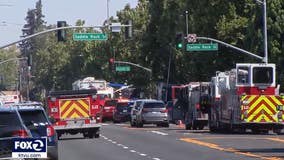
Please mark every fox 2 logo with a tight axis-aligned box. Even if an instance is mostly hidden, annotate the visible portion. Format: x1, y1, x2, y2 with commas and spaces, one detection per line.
12, 138, 47, 152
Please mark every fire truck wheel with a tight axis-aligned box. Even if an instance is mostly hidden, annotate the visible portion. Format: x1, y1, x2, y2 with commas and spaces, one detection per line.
94, 133, 100, 138
163, 123, 169, 128
130, 120, 135, 127
198, 125, 204, 130
185, 124, 191, 130
192, 124, 197, 130
136, 122, 143, 128
83, 132, 88, 138
57, 133, 62, 140
88, 131, 94, 138
209, 126, 217, 132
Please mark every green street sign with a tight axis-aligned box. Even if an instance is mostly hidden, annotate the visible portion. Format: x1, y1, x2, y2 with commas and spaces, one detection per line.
73, 33, 107, 41
186, 43, 218, 51
116, 66, 130, 72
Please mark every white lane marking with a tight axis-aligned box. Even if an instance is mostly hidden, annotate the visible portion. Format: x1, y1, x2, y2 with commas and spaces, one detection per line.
130, 150, 136, 153
102, 135, 163, 160
101, 123, 109, 126
150, 131, 168, 136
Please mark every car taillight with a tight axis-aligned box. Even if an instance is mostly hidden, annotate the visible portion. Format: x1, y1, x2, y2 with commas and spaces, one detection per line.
160, 109, 168, 113
13, 129, 28, 138
47, 125, 55, 137
195, 104, 200, 109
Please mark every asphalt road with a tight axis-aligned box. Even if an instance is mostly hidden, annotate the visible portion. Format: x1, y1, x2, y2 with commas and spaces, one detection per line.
59, 122, 284, 160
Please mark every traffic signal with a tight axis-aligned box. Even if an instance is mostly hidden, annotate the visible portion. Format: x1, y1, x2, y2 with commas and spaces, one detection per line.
175, 32, 184, 49
125, 20, 132, 39
109, 58, 115, 71
57, 21, 67, 42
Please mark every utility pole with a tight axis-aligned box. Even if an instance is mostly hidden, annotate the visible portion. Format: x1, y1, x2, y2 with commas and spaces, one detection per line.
262, 0, 268, 64
185, 10, 189, 36
165, 44, 173, 102
27, 66, 31, 101
107, 0, 110, 29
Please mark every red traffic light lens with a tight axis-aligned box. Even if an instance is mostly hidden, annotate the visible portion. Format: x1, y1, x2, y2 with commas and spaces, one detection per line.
109, 58, 114, 63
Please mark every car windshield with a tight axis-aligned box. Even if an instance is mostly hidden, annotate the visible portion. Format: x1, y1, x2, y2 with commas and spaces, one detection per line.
105, 100, 117, 106
18, 110, 47, 125
144, 102, 164, 108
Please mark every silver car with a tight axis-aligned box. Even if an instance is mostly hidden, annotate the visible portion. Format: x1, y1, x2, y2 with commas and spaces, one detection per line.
130, 99, 149, 127
133, 100, 169, 127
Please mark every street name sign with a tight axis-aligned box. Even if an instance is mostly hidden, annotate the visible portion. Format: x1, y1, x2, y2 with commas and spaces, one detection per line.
186, 43, 218, 51
116, 66, 130, 72
73, 33, 107, 41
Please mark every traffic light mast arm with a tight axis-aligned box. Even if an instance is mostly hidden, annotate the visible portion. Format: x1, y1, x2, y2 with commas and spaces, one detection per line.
0, 24, 132, 49
197, 37, 265, 62
114, 60, 152, 73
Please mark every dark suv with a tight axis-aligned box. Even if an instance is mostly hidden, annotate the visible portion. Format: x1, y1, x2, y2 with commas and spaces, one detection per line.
113, 101, 131, 123
13, 102, 59, 160
0, 106, 32, 158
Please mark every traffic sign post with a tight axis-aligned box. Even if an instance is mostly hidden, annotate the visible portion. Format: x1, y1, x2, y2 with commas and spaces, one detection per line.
186, 43, 218, 51
73, 33, 107, 41
115, 66, 130, 72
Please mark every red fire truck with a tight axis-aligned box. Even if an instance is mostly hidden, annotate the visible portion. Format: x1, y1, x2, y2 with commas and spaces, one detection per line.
209, 63, 284, 133
47, 89, 101, 139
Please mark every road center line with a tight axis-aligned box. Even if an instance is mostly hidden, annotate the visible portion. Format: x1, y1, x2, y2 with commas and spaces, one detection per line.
101, 135, 163, 160
180, 138, 281, 160
266, 138, 284, 143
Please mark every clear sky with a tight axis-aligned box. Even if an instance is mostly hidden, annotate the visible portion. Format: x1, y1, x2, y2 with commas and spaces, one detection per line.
0, 0, 138, 47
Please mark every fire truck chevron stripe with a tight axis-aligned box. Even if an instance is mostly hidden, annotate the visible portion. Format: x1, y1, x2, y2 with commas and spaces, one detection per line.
66, 109, 85, 119
62, 104, 89, 118
61, 99, 89, 115
242, 95, 282, 123
61, 101, 74, 116
74, 100, 89, 113
59, 98, 90, 119
247, 97, 275, 116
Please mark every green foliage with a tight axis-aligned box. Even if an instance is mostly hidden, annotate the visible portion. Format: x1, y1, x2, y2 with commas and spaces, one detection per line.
16, 0, 284, 97
0, 46, 20, 90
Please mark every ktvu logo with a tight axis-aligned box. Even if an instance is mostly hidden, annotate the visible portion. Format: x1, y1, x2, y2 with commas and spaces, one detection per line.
12, 138, 47, 158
